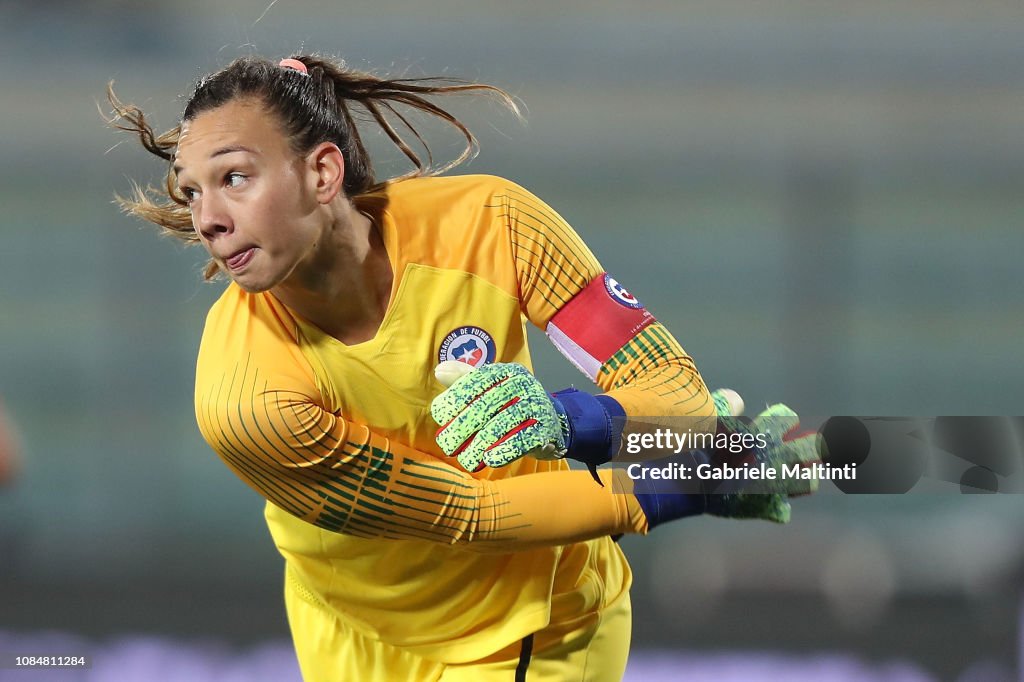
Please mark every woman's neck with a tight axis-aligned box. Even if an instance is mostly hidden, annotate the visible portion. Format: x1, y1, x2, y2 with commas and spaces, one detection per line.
271, 204, 393, 345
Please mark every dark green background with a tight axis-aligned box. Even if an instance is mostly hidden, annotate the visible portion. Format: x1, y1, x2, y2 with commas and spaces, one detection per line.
1, 2, 1021, 678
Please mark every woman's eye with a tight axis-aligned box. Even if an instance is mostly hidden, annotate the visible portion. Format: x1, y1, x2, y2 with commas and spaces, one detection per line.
180, 187, 197, 203
226, 173, 246, 188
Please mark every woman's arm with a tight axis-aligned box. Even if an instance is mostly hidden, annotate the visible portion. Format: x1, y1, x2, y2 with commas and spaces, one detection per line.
196, 365, 649, 551
501, 180, 716, 464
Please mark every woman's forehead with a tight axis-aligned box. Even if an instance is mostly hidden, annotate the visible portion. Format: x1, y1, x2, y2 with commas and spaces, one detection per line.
176, 99, 283, 169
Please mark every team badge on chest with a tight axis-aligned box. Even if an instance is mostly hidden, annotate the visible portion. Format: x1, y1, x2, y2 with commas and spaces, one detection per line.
438, 326, 497, 368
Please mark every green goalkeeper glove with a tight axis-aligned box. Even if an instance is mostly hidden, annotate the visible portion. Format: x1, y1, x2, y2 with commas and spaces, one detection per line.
705, 389, 819, 523
431, 362, 567, 472
633, 389, 820, 526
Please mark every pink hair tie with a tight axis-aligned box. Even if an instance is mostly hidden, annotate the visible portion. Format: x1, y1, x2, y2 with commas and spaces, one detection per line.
279, 58, 308, 75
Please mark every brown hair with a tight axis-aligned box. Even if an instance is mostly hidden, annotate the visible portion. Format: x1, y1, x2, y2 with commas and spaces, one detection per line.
107, 55, 519, 279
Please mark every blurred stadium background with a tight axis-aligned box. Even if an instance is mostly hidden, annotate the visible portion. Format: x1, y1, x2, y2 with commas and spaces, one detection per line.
1, 1, 1022, 680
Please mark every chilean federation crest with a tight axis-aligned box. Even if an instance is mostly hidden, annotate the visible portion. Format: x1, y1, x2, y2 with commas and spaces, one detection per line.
604, 274, 643, 309
438, 326, 497, 368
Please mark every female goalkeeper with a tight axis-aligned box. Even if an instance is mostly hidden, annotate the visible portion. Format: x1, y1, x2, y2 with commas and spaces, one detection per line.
109, 54, 816, 682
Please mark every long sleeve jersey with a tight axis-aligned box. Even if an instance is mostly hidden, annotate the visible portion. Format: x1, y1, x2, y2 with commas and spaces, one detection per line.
194, 174, 713, 661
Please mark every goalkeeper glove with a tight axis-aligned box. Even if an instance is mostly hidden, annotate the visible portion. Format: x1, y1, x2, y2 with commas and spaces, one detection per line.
431, 361, 623, 474
633, 389, 820, 526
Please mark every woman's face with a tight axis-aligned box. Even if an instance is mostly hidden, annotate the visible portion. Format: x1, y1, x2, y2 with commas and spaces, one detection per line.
173, 98, 323, 293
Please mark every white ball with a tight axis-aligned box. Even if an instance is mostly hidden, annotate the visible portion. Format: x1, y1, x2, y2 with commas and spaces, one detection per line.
718, 389, 745, 416
435, 360, 476, 387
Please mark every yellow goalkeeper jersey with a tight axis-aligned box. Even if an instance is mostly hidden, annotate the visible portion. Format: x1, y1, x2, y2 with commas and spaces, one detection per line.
194, 174, 711, 662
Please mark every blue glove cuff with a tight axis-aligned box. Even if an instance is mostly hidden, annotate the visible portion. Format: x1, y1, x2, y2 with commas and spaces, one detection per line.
633, 490, 707, 530
631, 449, 714, 529
550, 389, 625, 467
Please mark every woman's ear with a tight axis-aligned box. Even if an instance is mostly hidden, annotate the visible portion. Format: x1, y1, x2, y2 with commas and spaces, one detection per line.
308, 142, 345, 204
